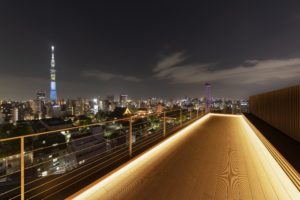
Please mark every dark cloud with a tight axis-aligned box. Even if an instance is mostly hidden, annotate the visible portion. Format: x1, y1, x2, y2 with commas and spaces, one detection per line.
1, 0, 300, 100
154, 52, 300, 85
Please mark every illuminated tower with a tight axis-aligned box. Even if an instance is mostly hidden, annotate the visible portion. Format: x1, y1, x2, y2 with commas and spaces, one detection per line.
205, 83, 211, 113
50, 46, 57, 102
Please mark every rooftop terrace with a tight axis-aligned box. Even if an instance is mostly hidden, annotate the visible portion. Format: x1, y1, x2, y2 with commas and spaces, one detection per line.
69, 114, 300, 200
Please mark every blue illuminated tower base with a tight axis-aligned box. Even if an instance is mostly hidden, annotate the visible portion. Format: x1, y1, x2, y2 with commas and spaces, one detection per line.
50, 90, 57, 102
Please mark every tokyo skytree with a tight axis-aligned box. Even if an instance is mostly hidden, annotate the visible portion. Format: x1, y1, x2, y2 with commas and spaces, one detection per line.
50, 45, 57, 102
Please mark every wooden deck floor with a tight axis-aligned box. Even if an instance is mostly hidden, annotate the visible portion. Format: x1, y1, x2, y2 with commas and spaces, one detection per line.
70, 114, 300, 200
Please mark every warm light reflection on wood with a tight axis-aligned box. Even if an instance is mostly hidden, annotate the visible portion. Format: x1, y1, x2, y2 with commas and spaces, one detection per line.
69, 114, 300, 200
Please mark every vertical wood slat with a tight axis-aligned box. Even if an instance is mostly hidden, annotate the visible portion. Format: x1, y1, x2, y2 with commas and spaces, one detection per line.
249, 85, 300, 143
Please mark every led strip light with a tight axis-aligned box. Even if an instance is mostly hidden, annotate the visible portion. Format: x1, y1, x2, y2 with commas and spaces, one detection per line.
69, 114, 300, 199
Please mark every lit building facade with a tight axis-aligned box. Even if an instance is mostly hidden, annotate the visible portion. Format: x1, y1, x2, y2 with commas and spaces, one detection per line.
119, 95, 128, 107
37, 90, 46, 101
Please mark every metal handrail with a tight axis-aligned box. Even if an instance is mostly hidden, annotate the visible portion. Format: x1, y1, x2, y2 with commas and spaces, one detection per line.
0, 108, 203, 200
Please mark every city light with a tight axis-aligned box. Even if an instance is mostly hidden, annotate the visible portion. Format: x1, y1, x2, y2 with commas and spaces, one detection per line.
1, 2, 300, 199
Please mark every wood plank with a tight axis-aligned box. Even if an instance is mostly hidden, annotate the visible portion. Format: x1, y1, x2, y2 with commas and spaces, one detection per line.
70, 115, 299, 200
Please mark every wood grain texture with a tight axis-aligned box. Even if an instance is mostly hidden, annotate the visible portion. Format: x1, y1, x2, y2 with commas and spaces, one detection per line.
71, 115, 299, 200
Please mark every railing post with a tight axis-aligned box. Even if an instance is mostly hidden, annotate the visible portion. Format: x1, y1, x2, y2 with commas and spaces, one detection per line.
190, 110, 192, 120
196, 109, 199, 118
129, 117, 132, 157
180, 109, 182, 126
20, 137, 25, 200
163, 112, 166, 137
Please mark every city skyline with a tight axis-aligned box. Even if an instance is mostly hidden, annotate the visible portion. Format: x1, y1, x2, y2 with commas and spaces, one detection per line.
0, 2, 299, 200
1, 1, 300, 100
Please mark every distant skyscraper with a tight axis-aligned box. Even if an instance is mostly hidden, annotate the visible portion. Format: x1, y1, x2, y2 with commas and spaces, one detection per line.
119, 95, 128, 107
50, 46, 57, 102
205, 83, 211, 113
36, 90, 46, 119
37, 90, 46, 101
12, 107, 18, 125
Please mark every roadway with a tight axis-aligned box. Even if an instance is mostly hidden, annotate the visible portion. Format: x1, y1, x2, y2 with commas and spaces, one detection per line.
69, 114, 300, 200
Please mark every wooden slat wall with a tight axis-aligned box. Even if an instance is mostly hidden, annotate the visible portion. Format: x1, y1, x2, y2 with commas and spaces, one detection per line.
249, 85, 300, 142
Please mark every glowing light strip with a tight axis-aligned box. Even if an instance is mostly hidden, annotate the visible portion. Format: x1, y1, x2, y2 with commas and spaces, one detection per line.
209, 113, 241, 117
243, 115, 300, 190
69, 114, 211, 200
240, 116, 300, 199
69, 114, 300, 199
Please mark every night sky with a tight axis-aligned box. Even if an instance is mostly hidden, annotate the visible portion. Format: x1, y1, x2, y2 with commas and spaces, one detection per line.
1, 0, 300, 100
